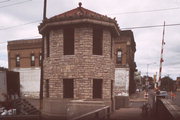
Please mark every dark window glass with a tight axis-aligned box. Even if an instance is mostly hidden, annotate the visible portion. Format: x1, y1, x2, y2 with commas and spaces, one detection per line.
63, 79, 74, 98
117, 49, 122, 64
93, 27, 103, 55
31, 53, 35, 66
93, 79, 102, 99
46, 33, 50, 57
16, 55, 20, 67
63, 27, 74, 55
45, 79, 49, 98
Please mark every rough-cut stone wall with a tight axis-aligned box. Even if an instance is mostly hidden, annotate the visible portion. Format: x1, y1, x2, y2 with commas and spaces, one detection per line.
43, 26, 115, 100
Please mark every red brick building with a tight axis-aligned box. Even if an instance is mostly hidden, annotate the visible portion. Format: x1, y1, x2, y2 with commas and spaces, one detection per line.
8, 39, 42, 98
177, 77, 180, 90
114, 30, 136, 95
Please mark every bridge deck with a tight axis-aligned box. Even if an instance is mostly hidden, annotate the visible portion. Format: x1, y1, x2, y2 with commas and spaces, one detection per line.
110, 108, 157, 120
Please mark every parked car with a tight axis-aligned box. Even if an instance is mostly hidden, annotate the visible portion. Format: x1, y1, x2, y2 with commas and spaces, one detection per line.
156, 91, 168, 98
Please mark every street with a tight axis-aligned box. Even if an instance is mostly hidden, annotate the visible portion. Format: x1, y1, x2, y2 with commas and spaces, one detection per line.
172, 91, 180, 106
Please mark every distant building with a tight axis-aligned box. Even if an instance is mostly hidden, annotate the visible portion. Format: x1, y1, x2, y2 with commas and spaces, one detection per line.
7, 39, 42, 98
38, 3, 136, 119
0, 67, 20, 102
176, 77, 180, 90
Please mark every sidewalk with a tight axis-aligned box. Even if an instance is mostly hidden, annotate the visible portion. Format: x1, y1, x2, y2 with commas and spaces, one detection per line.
109, 91, 158, 120
110, 108, 143, 120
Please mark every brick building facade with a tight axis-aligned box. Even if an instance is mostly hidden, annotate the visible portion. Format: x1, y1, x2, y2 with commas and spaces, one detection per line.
114, 30, 136, 95
38, 3, 136, 119
177, 77, 180, 90
8, 39, 42, 98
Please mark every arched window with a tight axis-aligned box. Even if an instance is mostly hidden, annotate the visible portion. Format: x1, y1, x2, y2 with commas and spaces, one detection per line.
31, 53, 35, 66
16, 54, 20, 67
117, 49, 122, 64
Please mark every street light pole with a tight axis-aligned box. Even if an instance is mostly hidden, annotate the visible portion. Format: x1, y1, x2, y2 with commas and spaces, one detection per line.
146, 62, 156, 90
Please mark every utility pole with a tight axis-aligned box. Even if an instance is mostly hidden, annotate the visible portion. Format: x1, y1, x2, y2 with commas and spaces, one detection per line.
43, 0, 47, 20
158, 21, 166, 88
40, 0, 47, 118
146, 62, 156, 90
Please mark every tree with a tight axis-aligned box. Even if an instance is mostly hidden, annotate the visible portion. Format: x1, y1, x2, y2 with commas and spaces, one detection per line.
160, 76, 175, 91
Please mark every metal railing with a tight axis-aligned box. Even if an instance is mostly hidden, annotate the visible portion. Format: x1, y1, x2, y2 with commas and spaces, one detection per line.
0, 115, 39, 120
71, 106, 110, 120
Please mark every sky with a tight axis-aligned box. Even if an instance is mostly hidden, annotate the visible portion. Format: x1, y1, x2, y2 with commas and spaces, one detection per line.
0, 0, 180, 80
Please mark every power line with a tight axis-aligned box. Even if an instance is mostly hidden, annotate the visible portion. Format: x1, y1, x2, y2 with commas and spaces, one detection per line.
0, 23, 180, 45
121, 23, 180, 30
0, 20, 180, 31
0, 0, 32, 9
0, 0, 10, 4
0, 20, 41, 30
108, 7, 180, 15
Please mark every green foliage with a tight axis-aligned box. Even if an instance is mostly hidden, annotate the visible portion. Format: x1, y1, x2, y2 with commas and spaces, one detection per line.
160, 76, 175, 91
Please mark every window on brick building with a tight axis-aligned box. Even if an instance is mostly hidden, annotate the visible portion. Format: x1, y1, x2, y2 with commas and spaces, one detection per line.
93, 27, 103, 55
31, 53, 35, 66
46, 33, 50, 57
16, 55, 20, 67
117, 49, 122, 64
93, 79, 102, 99
63, 27, 74, 55
39, 53, 42, 66
45, 79, 49, 98
63, 79, 74, 98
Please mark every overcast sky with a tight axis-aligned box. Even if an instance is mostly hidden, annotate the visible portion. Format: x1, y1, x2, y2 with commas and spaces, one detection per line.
0, 0, 180, 79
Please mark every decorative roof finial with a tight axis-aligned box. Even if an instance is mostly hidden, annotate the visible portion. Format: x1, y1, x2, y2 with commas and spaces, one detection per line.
79, 2, 82, 7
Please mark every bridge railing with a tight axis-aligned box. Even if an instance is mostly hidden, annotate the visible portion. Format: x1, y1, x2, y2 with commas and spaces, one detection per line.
156, 98, 180, 120
71, 106, 110, 120
0, 115, 39, 120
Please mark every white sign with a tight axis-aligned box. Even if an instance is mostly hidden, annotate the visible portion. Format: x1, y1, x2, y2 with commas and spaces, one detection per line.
115, 68, 129, 92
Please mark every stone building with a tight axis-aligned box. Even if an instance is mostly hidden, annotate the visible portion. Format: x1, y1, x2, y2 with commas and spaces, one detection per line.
8, 38, 42, 98
38, 3, 136, 119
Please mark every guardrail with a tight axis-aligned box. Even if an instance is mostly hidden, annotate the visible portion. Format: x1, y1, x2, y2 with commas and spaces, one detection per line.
71, 106, 110, 120
0, 115, 40, 120
156, 98, 180, 120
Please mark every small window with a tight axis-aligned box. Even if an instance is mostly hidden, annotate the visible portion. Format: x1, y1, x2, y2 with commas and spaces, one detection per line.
63, 27, 74, 55
45, 79, 49, 98
93, 79, 102, 99
93, 27, 103, 55
39, 53, 42, 66
46, 33, 50, 57
117, 49, 122, 64
31, 53, 35, 66
16, 55, 20, 67
63, 79, 74, 98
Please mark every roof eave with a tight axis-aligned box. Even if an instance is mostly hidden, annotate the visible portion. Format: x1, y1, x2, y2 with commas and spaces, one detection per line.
38, 18, 120, 36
